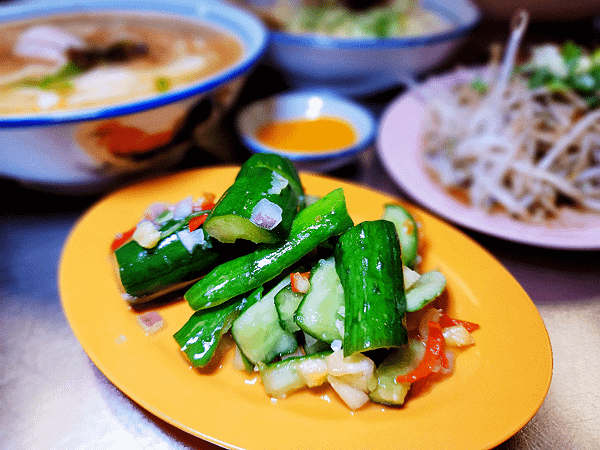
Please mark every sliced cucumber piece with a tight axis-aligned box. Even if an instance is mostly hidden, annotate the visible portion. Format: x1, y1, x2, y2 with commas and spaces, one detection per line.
381, 203, 419, 269
231, 277, 297, 365
115, 227, 225, 304
236, 344, 257, 373
259, 352, 331, 398
175, 287, 262, 369
274, 285, 304, 333
335, 220, 408, 357
204, 166, 298, 244
173, 295, 244, 368
185, 188, 353, 310
295, 257, 345, 343
369, 339, 425, 406
405, 270, 447, 312
236, 153, 305, 207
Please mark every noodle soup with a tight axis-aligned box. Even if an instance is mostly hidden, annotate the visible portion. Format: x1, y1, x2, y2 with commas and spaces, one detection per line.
0, 11, 244, 114
0, 0, 267, 194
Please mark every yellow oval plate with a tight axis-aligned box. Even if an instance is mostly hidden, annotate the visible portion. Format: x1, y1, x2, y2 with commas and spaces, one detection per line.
59, 167, 552, 450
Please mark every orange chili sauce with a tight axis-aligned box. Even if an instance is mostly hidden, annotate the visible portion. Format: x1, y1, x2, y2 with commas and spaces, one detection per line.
255, 116, 357, 153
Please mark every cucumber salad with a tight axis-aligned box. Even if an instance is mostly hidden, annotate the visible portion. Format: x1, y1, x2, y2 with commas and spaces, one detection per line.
112, 154, 478, 410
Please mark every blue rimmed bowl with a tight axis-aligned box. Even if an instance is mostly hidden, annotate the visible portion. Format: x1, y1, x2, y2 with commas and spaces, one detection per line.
236, 90, 376, 172
264, 0, 480, 97
0, 0, 267, 193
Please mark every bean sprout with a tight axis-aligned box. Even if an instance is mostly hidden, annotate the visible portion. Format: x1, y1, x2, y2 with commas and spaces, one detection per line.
421, 10, 600, 222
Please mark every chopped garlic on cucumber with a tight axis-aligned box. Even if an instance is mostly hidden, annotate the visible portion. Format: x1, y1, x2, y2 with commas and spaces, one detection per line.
132, 220, 161, 248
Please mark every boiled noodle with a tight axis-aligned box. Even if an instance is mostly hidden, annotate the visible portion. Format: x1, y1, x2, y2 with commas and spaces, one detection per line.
421, 10, 600, 222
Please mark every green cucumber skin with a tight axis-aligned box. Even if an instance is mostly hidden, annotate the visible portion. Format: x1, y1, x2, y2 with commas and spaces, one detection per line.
174, 287, 262, 369
335, 220, 408, 357
173, 297, 244, 368
381, 204, 419, 269
260, 351, 332, 370
204, 166, 298, 244
236, 153, 305, 205
185, 188, 354, 311
115, 232, 223, 300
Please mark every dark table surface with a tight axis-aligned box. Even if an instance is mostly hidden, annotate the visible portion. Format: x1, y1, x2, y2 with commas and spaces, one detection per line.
2, 13, 600, 450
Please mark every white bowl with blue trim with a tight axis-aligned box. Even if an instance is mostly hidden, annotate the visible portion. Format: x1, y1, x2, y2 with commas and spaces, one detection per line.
264, 0, 480, 97
236, 90, 376, 172
0, 0, 268, 193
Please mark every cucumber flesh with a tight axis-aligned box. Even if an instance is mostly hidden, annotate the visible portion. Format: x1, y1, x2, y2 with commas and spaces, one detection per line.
381, 204, 419, 269
369, 339, 425, 406
403, 265, 421, 290
231, 277, 297, 365
405, 270, 447, 312
236, 345, 256, 373
295, 257, 344, 343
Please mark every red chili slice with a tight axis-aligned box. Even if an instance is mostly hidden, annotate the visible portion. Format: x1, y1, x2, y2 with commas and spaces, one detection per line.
188, 214, 208, 232
396, 321, 446, 383
290, 271, 311, 293
110, 227, 136, 251
439, 313, 480, 333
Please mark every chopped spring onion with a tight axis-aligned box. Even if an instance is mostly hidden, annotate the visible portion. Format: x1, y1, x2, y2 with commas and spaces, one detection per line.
156, 76, 170, 92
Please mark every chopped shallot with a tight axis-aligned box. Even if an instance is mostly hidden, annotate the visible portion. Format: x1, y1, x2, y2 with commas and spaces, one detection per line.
418, 307, 442, 341
250, 198, 283, 230
144, 202, 170, 221
173, 195, 194, 220
176, 228, 206, 253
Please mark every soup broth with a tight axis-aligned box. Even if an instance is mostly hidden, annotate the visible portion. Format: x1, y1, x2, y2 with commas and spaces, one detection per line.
0, 11, 244, 114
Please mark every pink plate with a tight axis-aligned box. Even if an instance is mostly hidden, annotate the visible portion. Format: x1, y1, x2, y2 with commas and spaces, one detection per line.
377, 68, 600, 250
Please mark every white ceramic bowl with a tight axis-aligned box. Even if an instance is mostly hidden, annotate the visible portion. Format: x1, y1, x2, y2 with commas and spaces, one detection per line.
0, 0, 267, 194
264, 0, 480, 97
236, 90, 376, 172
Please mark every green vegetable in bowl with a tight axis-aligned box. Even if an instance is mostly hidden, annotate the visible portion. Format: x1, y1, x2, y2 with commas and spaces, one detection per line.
284, 0, 452, 39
